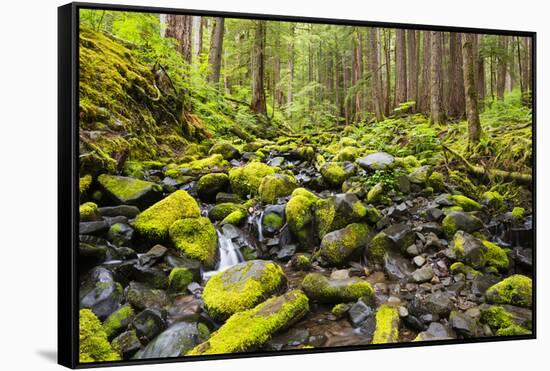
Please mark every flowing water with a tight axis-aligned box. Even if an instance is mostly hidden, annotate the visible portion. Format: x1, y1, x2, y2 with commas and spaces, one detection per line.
202, 229, 244, 280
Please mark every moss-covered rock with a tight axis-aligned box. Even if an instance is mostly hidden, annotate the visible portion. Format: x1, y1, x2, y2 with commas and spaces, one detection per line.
291, 254, 312, 271
301, 273, 373, 303
258, 174, 297, 204
372, 304, 400, 344
450, 195, 482, 211
134, 190, 200, 241
80, 174, 93, 198
320, 162, 356, 188
80, 202, 101, 222
339, 137, 358, 148
441, 211, 483, 237
79, 309, 121, 363
97, 174, 162, 208
335, 147, 360, 162
196, 173, 229, 201
221, 208, 248, 226
169, 217, 217, 268
449, 262, 481, 278
189, 290, 309, 355
168, 267, 194, 292
318, 223, 372, 266
367, 182, 384, 204
408, 165, 431, 185
482, 240, 510, 271
285, 191, 318, 247
203, 260, 287, 321
366, 224, 415, 264
481, 191, 505, 210
480, 304, 531, 336
367, 232, 392, 264
512, 207, 526, 220
208, 202, 246, 221
209, 141, 240, 160
450, 231, 488, 269
229, 162, 277, 198
102, 304, 135, 339
427, 171, 445, 192
485, 275, 532, 308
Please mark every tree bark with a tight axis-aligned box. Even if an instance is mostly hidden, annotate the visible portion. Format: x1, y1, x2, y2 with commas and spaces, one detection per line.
396, 29, 408, 105
207, 17, 225, 86
419, 31, 432, 115
287, 24, 295, 117
192, 16, 203, 60
383, 29, 392, 116
474, 34, 486, 105
496, 35, 508, 100
166, 15, 193, 64
447, 32, 465, 119
430, 31, 443, 124
251, 20, 267, 114
407, 30, 418, 110
367, 28, 384, 121
462, 33, 482, 147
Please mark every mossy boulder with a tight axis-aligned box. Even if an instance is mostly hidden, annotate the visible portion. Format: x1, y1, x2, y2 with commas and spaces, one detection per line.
427, 171, 445, 191
372, 304, 400, 344
450, 195, 482, 211
316, 193, 368, 238
97, 174, 162, 209
134, 190, 200, 241
221, 208, 248, 226
367, 182, 384, 203
481, 191, 505, 210
480, 304, 532, 336
366, 224, 415, 263
102, 304, 135, 339
449, 262, 481, 278
169, 217, 218, 268
229, 162, 277, 198
301, 273, 373, 303
80, 174, 93, 198
203, 260, 287, 321
189, 290, 309, 355
209, 141, 240, 160
408, 165, 431, 185
485, 275, 532, 308
318, 223, 372, 266
258, 173, 297, 204
512, 207, 526, 220
450, 231, 488, 269
482, 240, 510, 271
135, 322, 210, 359
442, 211, 483, 237
168, 267, 194, 292
285, 190, 318, 247
79, 309, 121, 363
80, 202, 101, 222
209, 202, 246, 221
335, 147, 360, 162
320, 162, 356, 188
196, 173, 229, 201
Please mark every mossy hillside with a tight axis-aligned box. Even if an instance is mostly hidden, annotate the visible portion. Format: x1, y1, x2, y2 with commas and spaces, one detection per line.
134, 190, 200, 241
301, 273, 373, 303
372, 304, 400, 344
169, 217, 218, 268
203, 260, 287, 321
229, 162, 277, 198
188, 290, 309, 355
485, 274, 532, 307
258, 174, 297, 204
102, 304, 135, 339
79, 309, 121, 363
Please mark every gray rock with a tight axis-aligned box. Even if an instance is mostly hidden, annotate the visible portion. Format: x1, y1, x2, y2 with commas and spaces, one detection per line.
265, 328, 310, 351
415, 322, 455, 341
384, 223, 416, 252
409, 166, 431, 185
132, 308, 166, 343
99, 205, 141, 218
411, 265, 434, 283
384, 250, 415, 282
134, 322, 208, 359
357, 152, 395, 171
126, 282, 171, 310
348, 298, 375, 326
79, 220, 109, 235
112, 330, 141, 359
442, 211, 483, 236
425, 291, 455, 316
413, 255, 426, 267
79, 267, 123, 320
107, 223, 134, 246
450, 310, 480, 337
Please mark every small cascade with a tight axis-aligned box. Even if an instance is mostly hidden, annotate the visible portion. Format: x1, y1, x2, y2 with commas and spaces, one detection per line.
202, 229, 244, 280
257, 211, 264, 242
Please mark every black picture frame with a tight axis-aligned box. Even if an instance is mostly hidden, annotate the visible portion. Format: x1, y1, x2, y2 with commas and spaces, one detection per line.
58, 2, 536, 368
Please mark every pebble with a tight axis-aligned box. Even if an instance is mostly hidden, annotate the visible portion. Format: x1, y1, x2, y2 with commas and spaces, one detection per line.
413, 255, 426, 267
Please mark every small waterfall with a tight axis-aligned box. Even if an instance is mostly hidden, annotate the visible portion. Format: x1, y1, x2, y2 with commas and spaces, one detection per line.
257, 211, 264, 242
202, 229, 244, 280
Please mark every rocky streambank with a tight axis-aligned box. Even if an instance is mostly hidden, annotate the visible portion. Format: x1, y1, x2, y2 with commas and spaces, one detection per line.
77, 136, 533, 363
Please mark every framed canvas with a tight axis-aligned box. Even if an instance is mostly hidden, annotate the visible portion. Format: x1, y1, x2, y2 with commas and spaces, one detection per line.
58, 2, 536, 368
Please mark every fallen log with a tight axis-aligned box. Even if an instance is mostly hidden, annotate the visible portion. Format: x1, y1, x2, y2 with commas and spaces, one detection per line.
442, 144, 532, 186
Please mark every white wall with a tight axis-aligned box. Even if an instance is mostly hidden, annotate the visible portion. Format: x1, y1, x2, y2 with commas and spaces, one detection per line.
0, 0, 545, 369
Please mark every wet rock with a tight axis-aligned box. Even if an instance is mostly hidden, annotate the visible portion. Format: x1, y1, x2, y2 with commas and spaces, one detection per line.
79, 241, 107, 264
112, 330, 141, 358
320, 161, 356, 188
262, 204, 286, 235
80, 220, 110, 236
131, 308, 166, 343
301, 273, 374, 303
414, 322, 455, 341
79, 267, 123, 320
449, 231, 488, 269
98, 174, 162, 209
357, 152, 395, 171
449, 310, 480, 337
411, 265, 434, 283
126, 282, 170, 310
99, 205, 140, 219
383, 250, 415, 282
348, 298, 375, 326
107, 223, 134, 246
319, 223, 372, 266
442, 211, 483, 237
139, 244, 168, 267
196, 173, 230, 201
265, 328, 310, 351
131, 265, 168, 289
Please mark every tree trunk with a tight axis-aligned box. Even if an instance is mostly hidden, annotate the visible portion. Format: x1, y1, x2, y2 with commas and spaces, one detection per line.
192, 16, 203, 60
251, 20, 267, 114
207, 18, 224, 85
447, 32, 465, 119
353, 30, 363, 121
407, 30, 418, 110
368, 28, 384, 121
287, 24, 295, 117
430, 31, 443, 124
462, 33, 482, 147
474, 34, 486, 105
419, 31, 432, 115
496, 36, 508, 100
383, 29, 392, 116
396, 29, 407, 105
166, 15, 193, 64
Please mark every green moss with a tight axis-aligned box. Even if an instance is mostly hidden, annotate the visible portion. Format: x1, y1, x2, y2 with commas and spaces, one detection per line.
450, 195, 482, 211
166, 155, 228, 178
367, 232, 391, 264
482, 191, 505, 210
229, 162, 277, 198
168, 267, 194, 292
97, 174, 161, 204
367, 183, 384, 204
301, 273, 374, 303
209, 203, 246, 221
482, 240, 510, 270
480, 305, 531, 336
320, 162, 352, 188
293, 254, 311, 270
80, 175, 93, 198
203, 260, 286, 321
449, 262, 481, 277
314, 197, 336, 238
134, 190, 200, 241
209, 141, 239, 160
169, 217, 218, 268
364, 205, 382, 224
263, 213, 284, 230
442, 214, 458, 237
335, 147, 359, 162
188, 290, 309, 355
496, 324, 531, 336
79, 309, 120, 363
442, 206, 464, 215
258, 174, 297, 204
286, 194, 316, 246
80, 202, 100, 222
427, 171, 445, 191
372, 304, 400, 344
512, 207, 526, 220
197, 173, 229, 200
486, 274, 532, 307
331, 303, 349, 318
221, 209, 248, 225
339, 137, 358, 148
320, 223, 371, 265
291, 187, 318, 200
102, 304, 135, 339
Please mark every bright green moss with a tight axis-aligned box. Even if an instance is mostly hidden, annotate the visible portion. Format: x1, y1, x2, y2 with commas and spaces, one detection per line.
221, 209, 248, 225
331, 303, 349, 318
482, 240, 510, 270
367, 232, 391, 264
442, 214, 458, 237
480, 305, 531, 336
293, 254, 311, 270
320, 223, 371, 265
442, 205, 464, 215
263, 213, 283, 230
512, 207, 526, 220
449, 262, 481, 277
335, 147, 359, 162
372, 304, 400, 344
79, 309, 121, 363
339, 137, 358, 148
197, 173, 229, 199
320, 162, 351, 187
352, 201, 367, 218
169, 217, 218, 268
258, 174, 297, 204
314, 198, 336, 238
134, 190, 200, 241
80, 202, 100, 222
102, 304, 135, 339
482, 191, 505, 210
450, 195, 482, 212
203, 260, 287, 321
496, 324, 531, 336
229, 162, 277, 198
286, 195, 316, 245
188, 290, 309, 355
97, 174, 161, 204
291, 187, 318, 200
80, 175, 92, 198
208, 141, 239, 160
301, 273, 374, 303
168, 267, 194, 292
364, 205, 382, 224
427, 171, 445, 191
486, 275, 532, 307
298, 146, 315, 161
367, 183, 384, 203
209, 202, 246, 221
